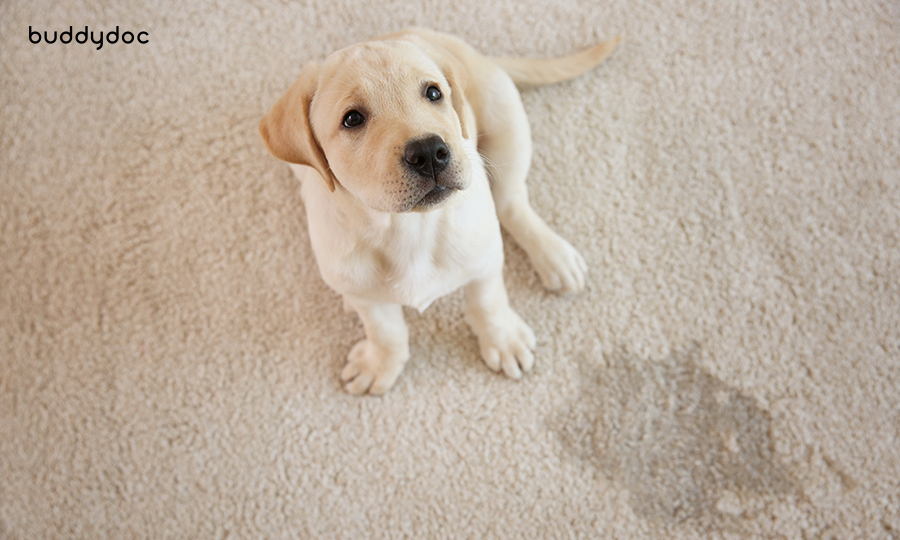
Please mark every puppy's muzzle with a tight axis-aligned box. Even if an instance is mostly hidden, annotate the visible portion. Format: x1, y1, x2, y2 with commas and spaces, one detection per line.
404, 135, 450, 179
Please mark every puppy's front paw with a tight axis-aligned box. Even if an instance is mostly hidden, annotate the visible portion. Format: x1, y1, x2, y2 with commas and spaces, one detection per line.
473, 310, 537, 380
530, 232, 588, 294
341, 340, 407, 395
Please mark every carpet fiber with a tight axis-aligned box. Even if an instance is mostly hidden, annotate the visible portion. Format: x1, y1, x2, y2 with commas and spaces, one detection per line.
2, 1, 899, 538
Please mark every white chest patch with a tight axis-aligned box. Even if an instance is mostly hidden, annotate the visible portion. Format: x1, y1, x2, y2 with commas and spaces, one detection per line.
294, 157, 502, 312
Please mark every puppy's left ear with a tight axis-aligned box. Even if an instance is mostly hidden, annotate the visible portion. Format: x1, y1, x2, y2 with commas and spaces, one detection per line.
439, 54, 471, 140
410, 39, 471, 140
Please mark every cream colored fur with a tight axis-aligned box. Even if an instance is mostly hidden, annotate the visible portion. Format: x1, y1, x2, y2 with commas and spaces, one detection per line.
259, 28, 618, 394
6, 2, 898, 537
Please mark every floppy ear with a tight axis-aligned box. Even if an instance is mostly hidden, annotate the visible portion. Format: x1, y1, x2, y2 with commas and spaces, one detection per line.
259, 62, 337, 192
439, 55, 471, 140
405, 37, 471, 140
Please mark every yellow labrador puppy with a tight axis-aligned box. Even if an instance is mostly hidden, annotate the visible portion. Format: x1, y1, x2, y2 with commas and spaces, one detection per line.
260, 28, 620, 394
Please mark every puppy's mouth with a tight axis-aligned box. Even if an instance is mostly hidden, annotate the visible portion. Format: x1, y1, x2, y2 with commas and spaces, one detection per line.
415, 184, 455, 208
402, 135, 466, 211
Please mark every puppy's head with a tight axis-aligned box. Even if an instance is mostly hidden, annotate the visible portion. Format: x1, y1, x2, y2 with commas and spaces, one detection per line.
260, 38, 472, 213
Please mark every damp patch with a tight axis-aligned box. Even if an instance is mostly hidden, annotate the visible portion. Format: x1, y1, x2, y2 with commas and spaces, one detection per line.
552, 346, 800, 531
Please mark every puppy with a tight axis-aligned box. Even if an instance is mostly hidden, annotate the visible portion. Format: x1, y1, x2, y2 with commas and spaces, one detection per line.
260, 28, 620, 394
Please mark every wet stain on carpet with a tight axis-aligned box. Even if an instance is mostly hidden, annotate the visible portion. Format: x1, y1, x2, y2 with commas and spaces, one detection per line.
552, 345, 801, 531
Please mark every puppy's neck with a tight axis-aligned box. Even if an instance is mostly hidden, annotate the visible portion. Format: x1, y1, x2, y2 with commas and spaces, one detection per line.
329, 181, 420, 234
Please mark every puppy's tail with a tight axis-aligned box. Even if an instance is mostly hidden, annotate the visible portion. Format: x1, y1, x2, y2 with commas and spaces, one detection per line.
490, 36, 622, 87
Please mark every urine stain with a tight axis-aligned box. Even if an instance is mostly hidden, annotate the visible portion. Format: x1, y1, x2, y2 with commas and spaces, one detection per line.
552, 345, 801, 531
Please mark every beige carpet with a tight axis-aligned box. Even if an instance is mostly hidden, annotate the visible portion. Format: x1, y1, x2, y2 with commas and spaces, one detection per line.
2, 0, 899, 538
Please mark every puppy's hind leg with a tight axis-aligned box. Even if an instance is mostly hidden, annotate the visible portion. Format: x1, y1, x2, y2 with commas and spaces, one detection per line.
341, 296, 410, 395
478, 70, 587, 294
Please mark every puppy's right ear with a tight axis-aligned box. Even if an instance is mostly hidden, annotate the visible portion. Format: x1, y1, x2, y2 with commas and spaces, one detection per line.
259, 62, 337, 192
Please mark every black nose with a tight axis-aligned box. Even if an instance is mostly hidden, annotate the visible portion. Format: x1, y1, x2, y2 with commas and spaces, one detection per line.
403, 135, 450, 178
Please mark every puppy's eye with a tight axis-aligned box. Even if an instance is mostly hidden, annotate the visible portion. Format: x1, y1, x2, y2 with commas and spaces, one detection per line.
425, 85, 442, 102
342, 110, 365, 128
